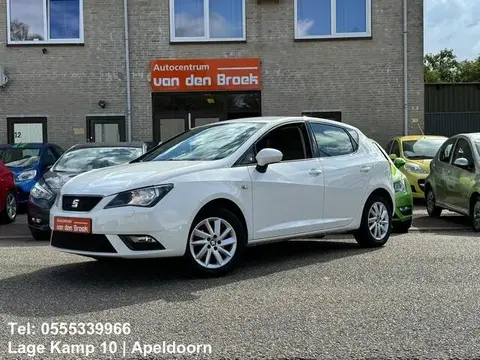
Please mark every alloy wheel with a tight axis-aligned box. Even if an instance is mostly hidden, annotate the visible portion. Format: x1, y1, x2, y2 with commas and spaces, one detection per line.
5, 193, 16, 220
367, 202, 389, 240
189, 217, 237, 270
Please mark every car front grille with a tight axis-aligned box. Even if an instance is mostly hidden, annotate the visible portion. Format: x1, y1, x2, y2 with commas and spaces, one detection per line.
62, 195, 103, 212
51, 232, 117, 253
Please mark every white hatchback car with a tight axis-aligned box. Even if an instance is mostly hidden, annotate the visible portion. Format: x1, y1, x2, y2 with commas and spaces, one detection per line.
50, 117, 395, 276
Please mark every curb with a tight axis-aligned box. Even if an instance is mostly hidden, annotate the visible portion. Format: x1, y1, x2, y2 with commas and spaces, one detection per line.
409, 227, 470, 232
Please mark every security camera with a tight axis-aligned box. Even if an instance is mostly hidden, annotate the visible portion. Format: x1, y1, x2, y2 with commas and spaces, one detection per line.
98, 100, 107, 108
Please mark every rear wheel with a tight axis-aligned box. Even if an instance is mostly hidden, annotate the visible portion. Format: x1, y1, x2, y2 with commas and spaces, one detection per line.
470, 195, 480, 232
186, 208, 246, 277
426, 188, 442, 218
354, 195, 392, 247
0, 191, 17, 224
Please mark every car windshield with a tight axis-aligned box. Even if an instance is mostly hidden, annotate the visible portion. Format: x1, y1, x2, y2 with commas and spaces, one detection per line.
52, 147, 143, 173
402, 138, 446, 159
0, 147, 41, 168
138, 122, 265, 162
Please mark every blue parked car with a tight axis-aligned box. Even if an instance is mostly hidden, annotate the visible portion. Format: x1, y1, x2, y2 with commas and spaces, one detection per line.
0, 143, 64, 207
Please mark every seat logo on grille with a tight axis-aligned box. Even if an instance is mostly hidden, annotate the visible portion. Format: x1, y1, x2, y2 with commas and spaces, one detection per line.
71, 199, 80, 208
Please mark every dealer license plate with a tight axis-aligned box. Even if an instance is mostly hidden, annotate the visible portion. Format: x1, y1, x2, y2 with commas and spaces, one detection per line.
53, 217, 92, 234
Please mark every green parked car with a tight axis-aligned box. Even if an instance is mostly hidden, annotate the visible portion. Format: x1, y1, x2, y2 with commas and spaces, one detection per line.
425, 133, 480, 231
371, 140, 413, 233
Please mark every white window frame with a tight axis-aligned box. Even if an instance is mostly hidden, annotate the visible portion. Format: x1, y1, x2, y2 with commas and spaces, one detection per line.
169, 0, 246, 42
6, 0, 84, 45
294, 0, 371, 40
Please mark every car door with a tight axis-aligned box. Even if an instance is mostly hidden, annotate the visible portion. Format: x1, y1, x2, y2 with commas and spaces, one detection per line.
432, 137, 457, 205
245, 122, 325, 240
390, 140, 401, 159
0, 162, 9, 209
308, 122, 370, 229
448, 138, 476, 213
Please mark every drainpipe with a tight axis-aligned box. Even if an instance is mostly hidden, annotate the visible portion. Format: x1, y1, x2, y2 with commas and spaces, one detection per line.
403, 0, 409, 136
123, 0, 132, 142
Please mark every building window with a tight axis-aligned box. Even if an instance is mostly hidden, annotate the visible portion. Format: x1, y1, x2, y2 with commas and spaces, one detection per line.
7, 0, 84, 44
170, 0, 246, 42
295, 0, 371, 39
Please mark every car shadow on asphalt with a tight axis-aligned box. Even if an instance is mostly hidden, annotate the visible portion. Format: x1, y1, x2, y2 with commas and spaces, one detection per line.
0, 239, 381, 317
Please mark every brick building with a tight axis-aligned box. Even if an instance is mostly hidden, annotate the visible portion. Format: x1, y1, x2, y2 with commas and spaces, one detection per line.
0, 0, 424, 149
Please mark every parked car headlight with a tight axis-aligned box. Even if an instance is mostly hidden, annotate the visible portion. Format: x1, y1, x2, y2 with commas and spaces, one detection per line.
30, 182, 55, 200
394, 180, 407, 193
404, 163, 426, 174
105, 184, 174, 209
16, 170, 37, 181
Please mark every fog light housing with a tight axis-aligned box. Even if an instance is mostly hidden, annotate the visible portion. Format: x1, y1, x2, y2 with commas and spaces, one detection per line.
119, 235, 165, 251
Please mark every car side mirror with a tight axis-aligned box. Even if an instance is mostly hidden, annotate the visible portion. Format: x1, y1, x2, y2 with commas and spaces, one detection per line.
394, 157, 406, 169
255, 148, 283, 173
389, 154, 397, 161
453, 157, 470, 169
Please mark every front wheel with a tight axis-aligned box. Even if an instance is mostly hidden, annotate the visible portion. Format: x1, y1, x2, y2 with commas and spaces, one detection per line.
393, 218, 412, 233
0, 191, 17, 224
186, 208, 246, 277
354, 195, 392, 247
426, 188, 442, 218
470, 196, 480, 232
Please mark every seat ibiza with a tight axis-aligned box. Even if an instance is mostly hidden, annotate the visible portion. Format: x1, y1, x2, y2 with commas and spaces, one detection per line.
50, 117, 395, 276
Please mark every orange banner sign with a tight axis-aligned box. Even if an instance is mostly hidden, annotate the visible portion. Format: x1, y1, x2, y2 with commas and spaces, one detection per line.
150, 58, 261, 92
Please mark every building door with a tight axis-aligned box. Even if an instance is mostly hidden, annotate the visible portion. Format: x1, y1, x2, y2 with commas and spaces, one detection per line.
86, 116, 126, 142
7, 117, 47, 144
191, 111, 223, 128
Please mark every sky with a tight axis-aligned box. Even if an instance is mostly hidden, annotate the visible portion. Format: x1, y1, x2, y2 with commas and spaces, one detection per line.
424, 0, 480, 60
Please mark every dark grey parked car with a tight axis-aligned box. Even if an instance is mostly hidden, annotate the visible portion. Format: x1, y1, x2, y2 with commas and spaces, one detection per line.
27, 142, 149, 240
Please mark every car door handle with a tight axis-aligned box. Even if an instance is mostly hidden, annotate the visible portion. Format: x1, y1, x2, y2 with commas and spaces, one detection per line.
309, 169, 323, 176
360, 165, 371, 173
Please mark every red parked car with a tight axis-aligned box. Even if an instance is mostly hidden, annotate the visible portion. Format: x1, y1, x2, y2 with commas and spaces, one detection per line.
0, 161, 17, 224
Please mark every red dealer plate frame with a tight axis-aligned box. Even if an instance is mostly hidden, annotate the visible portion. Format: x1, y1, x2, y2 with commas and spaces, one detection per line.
53, 217, 92, 234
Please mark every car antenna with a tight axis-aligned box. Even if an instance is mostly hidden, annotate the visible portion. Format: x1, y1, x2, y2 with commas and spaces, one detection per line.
306, 95, 321, 118
417, 121, 425, 136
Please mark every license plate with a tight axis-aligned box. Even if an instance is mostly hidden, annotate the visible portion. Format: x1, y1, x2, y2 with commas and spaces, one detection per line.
54, 217, 91, 234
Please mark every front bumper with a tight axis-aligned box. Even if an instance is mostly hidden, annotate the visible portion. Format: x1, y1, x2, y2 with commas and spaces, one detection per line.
394, 192, 413, 222
27, 196, 54, 232
15, 179, 37, 204
49, 194, 189, 259
404, 173, 427, 199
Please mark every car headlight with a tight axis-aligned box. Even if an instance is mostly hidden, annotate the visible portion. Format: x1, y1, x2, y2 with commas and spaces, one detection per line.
30, 182, 55, 200
105, 184, 174, 209
404, 163, 426, 174
394, 180, 407, 193
16, 170, 37, 181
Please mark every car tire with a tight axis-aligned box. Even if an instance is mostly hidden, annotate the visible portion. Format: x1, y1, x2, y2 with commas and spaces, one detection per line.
426, 188, 442, 218
393, 218, 412, 233
186, 208, 246, 277
354, 194, 392, 248
30, 228, 51, 241
470, 195, 480, 232
0, 191, 17, 224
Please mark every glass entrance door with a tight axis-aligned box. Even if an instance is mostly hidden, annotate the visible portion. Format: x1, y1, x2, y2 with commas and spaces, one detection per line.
153, 113, 188, 142
86, 116, 126, 142
7, 117, 47, 144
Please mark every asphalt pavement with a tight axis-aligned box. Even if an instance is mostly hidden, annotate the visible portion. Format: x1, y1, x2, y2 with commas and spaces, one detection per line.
0, 202, 479, 359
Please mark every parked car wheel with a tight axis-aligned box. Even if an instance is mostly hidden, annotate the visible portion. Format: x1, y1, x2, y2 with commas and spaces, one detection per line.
0, 191, 17, 224
186, 208, 246, 277
29, 228, 51, 241
425, 188, 442, 218
393, 218, 412, 233
354, 195, 392, 247
470, 195, 480, 232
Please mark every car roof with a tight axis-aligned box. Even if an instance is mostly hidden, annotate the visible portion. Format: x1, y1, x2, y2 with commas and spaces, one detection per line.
210, 116, 361, 132
0, 143, 52, 149
395, 135, 447, 141
67, 142, 146, 150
